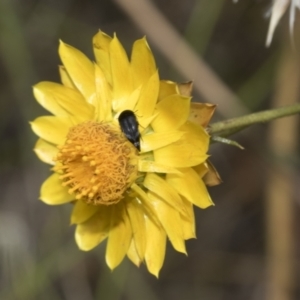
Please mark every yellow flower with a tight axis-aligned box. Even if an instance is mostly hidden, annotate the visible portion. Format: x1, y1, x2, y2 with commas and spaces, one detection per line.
31, 31, 219, 277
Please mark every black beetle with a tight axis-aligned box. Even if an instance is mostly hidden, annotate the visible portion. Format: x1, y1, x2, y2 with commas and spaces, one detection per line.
118, 110, 140, 151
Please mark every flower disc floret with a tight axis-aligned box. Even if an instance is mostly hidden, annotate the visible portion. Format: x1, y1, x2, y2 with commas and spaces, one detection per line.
54, 121, 138, 205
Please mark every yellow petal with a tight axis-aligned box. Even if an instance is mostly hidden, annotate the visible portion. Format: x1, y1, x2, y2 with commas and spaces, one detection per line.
144, 216, 166, 278
131, 37, 156, 90
127, 239, 142, 267
125, 197, 146, 260
110, 34, 132, 111
71, 200, 99, 224
181, 198, 196, 239
30, 116, 71, 145
139, 114, 158, 132
138, 159, 180, 174
166, 168, 214, 209
193, 162, 209, 178
154, 140, 208, 168
189, 102, 216, 128
135, 70, 159, 128
130, 183, 160, 226
158, 80, 178, 101
33, 82, 68, 117
117, 86, 141, 113
33, 82, 94, 120
151, 94, 191, 132
94, 63, 112, 121
58, 65, 76, 89
59, 41, 96, 104
93, 30, 112, 85
153, 120, 209, 168
40, 173, 74, 205
180, 121, 209, 154
106, 203, 132, 270
141, 130, 184, 152
143, 173, 187, 216
34, 138, 57, 165
148, 192, 186, 254
75, 206, 111, 251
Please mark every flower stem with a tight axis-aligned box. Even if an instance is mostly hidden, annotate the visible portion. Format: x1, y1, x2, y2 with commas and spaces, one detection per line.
209, 103, 300, 137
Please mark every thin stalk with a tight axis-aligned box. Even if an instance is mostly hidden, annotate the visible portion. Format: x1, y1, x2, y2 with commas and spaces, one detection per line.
209, 103, 300, 137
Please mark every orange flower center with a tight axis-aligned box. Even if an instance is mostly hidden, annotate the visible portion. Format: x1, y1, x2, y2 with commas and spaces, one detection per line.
54, 121, 138, 205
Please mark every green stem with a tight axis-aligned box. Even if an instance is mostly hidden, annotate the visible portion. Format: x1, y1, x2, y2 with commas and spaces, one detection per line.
209, 103, 300, 136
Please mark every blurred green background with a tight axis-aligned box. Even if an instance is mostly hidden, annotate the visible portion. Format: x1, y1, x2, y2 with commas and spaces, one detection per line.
0, 0, 299, 299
